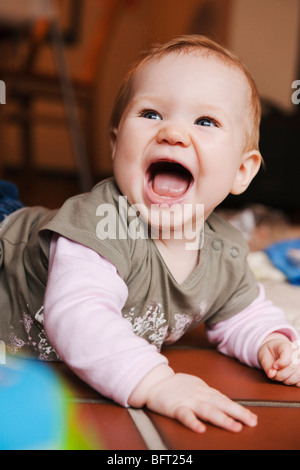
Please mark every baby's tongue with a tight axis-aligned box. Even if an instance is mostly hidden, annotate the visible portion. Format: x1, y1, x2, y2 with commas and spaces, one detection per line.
152, 171, 189, 198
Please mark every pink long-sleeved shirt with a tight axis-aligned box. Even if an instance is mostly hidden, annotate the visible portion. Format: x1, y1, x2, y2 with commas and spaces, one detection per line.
44, 235, 299, 406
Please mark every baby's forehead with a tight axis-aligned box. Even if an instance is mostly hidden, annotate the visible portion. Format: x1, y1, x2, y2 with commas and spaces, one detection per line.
131, 51, 251, 109
134, 50, 250, 96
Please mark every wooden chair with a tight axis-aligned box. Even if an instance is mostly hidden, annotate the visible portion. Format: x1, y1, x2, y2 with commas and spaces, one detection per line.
0, 0, 129, 191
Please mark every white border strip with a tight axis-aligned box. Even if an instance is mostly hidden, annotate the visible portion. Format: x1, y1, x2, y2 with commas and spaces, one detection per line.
128, 408, 168, 450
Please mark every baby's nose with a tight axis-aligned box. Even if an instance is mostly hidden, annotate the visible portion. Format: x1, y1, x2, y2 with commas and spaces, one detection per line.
156, 123, 191, 147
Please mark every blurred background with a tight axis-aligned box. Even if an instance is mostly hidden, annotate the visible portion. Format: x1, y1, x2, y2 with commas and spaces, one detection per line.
0, 0, 299, 214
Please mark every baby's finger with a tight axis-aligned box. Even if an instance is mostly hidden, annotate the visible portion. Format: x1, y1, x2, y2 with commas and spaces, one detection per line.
220, 400, 257, 430
258, 351, 275, 376
175, 403, 243, 433
194, 402, 244, 433
209, 389, 258, 429
267, 368, 278, 379
174, 406, 206, 433
273, 344, 294, 370
269, 360, 300, 384
281, 369, 300, 386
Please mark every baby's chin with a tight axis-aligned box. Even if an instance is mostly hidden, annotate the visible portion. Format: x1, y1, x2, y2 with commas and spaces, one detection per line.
133, 201, 204, 246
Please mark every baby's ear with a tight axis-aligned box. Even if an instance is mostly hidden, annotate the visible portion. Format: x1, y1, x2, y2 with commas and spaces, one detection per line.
110, 127, 118, 159
230, 150, 262, 195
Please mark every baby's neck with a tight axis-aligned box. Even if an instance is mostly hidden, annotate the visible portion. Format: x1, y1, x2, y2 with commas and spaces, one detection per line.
154, 236, 201, 285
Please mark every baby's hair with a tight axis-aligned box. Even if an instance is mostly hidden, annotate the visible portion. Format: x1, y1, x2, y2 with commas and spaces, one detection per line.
110, 34, 261, 151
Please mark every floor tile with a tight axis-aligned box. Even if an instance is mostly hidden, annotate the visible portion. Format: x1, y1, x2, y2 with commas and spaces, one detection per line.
163, 349, 300, 403
146, 406, 300, 450
75, 404, 148, 450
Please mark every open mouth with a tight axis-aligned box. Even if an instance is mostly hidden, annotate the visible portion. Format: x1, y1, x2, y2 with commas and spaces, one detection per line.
145, 160, 194, 204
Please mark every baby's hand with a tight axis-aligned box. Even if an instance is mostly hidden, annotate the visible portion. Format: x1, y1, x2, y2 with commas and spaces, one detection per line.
258, 333, 300, 387
129, 365, 257, 433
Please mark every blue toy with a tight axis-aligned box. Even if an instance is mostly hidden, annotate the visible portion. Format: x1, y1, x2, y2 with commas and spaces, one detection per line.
0, 356, 93, 450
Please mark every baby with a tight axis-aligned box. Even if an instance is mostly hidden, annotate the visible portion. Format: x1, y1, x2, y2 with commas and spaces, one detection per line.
0, 35, 299, 434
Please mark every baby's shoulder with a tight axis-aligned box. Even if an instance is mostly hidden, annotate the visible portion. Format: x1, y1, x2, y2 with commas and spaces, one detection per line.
206, 212, 249, 248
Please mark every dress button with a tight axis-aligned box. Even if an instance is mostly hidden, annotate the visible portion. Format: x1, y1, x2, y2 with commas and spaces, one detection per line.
212, 239, 223, 251
230, 247, 240, 258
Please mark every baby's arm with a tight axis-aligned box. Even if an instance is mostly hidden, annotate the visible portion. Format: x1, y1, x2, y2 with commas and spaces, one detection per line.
206, 284, 300, 386
44, 235, 168, 405
44, 235, 257, 433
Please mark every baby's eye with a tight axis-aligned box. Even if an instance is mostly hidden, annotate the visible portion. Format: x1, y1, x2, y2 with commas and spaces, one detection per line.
140, 109, 162, 120
195, 117, 218, 127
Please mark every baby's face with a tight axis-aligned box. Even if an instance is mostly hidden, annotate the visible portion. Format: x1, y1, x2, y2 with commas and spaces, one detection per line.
112, 52, 257, 236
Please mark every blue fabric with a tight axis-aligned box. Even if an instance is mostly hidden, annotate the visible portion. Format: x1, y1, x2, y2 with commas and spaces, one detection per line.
265, 238, 300, 285
0, 180, 23, 221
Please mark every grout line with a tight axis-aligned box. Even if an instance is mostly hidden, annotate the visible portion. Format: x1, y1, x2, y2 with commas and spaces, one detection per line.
236, 400, 300, 408
69, 397, 300, 408
128, 408, 168, 451
68, 397, 113, 405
